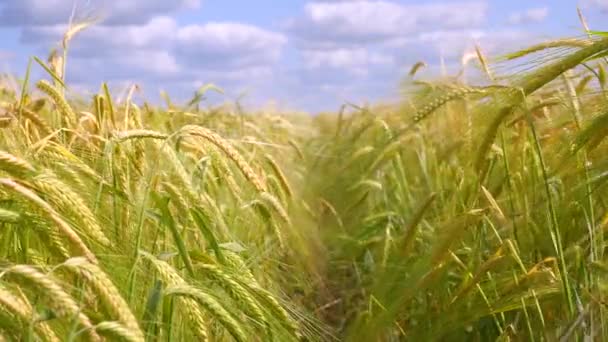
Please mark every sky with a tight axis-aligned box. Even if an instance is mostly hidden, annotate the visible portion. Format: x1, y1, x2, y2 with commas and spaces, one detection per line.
0, 0, 606, 112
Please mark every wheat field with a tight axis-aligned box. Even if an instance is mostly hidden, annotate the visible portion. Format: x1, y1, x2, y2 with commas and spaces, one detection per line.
2, 18, 608, 342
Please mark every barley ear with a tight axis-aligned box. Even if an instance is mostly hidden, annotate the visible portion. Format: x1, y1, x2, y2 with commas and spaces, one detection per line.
36, 80, 76, 126
164, 285, 248, 342
1, 264, 101, 341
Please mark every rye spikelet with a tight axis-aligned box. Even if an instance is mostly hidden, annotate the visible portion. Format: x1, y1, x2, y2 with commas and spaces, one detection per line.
164, 285, 248, 342
0, 178, 97, 263
61, 258, 144, 341
0, 150, 36, 178
36, 80, 76, 126
0, 264, 101, 341
181, 125, 266, 192
140, 252, 208, 341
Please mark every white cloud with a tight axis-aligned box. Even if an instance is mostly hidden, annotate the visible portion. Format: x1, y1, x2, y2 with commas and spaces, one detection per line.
192, 66, 275, 84
303, 47, 393, 75
583, 0, 608, 11
0, 0, 200, 26
1, 0, 558, 112
286, 1, 488, 47
400, 28, 533, 62
120, 51, 180, 75
67, 51, 180, 84
22, 16, 178, 52
176, 22, 287, 68
508, 7, 548, 25
18, 16, 287, 81
0, 51, 15, 60
415, 30, 486, 59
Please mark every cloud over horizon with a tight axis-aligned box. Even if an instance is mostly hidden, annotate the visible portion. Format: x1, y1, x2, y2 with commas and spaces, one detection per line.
0, 0, 598, 111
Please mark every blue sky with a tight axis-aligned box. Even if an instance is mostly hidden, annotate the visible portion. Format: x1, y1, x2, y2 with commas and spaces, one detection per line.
0, 0, 606, 112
